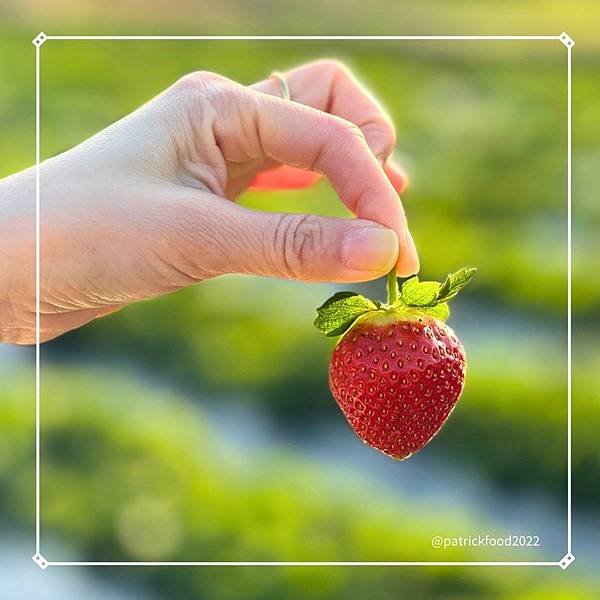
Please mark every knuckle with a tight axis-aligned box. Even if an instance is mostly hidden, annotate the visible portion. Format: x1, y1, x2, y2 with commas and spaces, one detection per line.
374, 111, 396, 142
273, 213, 324, 278
313, 118, 366, 172
314, 58, 350, 76
326, 117, 366, 147
171, 70, 231, 101
363, 112, 396, 157
312, 59, 395, 158
338, 120, 367, 145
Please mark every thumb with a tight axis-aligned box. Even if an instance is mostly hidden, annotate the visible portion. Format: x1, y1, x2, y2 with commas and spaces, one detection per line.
177, 196, 399, 283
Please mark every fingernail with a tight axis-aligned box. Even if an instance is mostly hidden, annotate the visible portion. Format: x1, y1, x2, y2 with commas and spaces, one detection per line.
398, 229, 420, 276
342, 226, 399, 272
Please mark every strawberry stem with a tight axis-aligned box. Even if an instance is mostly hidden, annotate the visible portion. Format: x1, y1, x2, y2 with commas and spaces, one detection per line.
386, 266, 399, 306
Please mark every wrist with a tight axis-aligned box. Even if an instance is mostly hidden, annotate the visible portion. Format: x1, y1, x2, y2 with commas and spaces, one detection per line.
0, 168, 36, 344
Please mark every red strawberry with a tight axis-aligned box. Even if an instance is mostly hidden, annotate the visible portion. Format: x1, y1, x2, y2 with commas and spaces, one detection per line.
315, 267, 475, 460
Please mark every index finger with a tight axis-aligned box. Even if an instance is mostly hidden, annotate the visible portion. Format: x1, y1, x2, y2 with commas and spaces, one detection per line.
213, 81, 418, 275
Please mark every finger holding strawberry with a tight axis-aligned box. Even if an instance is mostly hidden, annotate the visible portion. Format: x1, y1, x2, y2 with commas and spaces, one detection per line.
315, 267, 476, 460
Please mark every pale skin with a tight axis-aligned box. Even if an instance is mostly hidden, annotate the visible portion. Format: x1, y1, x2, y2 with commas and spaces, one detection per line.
0, 60, 419, 345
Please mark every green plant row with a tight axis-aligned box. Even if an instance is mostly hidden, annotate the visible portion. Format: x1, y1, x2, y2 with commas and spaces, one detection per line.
0, 366, 596, 599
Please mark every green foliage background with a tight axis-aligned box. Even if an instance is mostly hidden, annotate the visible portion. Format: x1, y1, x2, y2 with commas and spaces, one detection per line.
1, 1, 599, 598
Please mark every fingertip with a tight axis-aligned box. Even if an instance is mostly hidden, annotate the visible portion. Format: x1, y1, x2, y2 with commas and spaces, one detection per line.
384, 158, 410, 194
396, 229, 420, 277
396, 259, 420, 278
395, 173, 409, 195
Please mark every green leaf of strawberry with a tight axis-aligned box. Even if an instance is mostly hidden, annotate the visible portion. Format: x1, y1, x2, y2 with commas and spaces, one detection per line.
314, 267, 476, 339
400, 276, 441, 307
436, 267, 477, 304
314, 292, 380, 337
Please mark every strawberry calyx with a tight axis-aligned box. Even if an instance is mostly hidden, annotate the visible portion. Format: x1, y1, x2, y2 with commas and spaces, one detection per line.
314, 267, 476, 338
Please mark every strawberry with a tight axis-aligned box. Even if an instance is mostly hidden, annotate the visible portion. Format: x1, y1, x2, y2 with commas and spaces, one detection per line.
314, 267, 476, 460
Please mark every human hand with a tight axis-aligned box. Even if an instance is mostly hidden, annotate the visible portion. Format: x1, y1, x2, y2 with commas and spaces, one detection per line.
0, 60, 418, 343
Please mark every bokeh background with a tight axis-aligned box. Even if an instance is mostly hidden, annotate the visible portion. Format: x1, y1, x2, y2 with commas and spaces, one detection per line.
1, 1, 599, 598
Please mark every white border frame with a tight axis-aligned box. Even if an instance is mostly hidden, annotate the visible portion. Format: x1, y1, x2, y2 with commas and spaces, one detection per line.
31, 33, 574, 570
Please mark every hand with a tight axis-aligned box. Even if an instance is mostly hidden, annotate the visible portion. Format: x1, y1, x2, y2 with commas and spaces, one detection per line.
0, 59, 418, 344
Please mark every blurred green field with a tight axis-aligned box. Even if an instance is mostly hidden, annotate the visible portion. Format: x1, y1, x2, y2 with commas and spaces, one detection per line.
1, 368, 598, 598
1, 1, 599, 598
